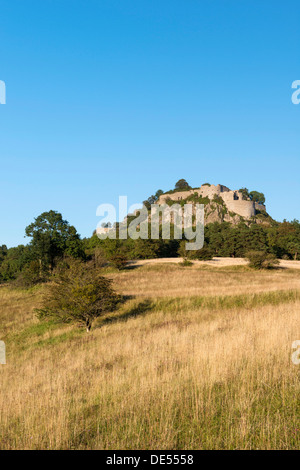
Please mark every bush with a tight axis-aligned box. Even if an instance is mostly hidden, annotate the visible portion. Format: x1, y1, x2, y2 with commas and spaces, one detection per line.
179, 259, 193, 267
246, 251, 279, 269
190, 246, 214, 261
35, 260, 122, 331
109, 254, 128, 270
14, 261, 48, 288
178, 240, 214, 261
93, 247, 108, 268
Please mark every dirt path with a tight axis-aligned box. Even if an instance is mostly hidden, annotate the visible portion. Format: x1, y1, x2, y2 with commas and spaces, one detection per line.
128, 257, 300, 269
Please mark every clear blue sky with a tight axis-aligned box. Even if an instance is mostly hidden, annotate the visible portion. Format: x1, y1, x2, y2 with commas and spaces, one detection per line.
0, 0, 299, 247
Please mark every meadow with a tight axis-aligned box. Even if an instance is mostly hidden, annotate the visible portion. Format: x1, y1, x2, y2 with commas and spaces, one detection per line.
0, 262, 299, 449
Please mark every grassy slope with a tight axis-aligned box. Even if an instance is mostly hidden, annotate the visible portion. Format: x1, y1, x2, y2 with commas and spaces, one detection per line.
0, 264, 300, 449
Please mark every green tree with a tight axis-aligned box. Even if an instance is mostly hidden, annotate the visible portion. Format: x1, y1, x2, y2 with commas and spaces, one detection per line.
175, 179, 191, 190
25, 210, 84, 273
249, 191, 265, 205
239, 188, 250, 200
155, 189, 164, 200
35, 260, 121, 332
143, 189, 164, 209
287, 240, 300, 260
0, 245, 7, 263
130, 239, 160, 259
0, 245, 33, 282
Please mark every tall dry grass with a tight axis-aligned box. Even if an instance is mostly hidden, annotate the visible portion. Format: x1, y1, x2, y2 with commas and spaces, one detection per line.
111, 263, 300, 298
0, 265, 299, 449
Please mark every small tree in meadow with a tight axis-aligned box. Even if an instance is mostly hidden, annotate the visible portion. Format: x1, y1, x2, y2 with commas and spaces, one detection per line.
35, 260, 121, 331
177, 241, 193, 266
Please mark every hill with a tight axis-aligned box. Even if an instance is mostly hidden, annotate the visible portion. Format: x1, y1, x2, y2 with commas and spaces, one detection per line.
1, 181, 300, 286
157, 183, 273, 226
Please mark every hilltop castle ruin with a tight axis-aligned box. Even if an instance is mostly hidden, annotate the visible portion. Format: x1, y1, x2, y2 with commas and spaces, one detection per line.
158, 184, 266, 220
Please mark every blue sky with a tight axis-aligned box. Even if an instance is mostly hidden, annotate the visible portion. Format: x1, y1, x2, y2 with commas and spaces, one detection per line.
0, 0, 299, 247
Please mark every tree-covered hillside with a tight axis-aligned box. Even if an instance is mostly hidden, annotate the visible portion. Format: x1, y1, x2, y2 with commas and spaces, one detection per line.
1, 181, 300, 285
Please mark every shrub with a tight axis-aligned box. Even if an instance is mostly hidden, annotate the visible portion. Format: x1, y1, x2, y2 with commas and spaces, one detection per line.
213, 195, 224, 205
93, 247, 108, 268
178, 240, 213, 262
14, 261, 48, 288
246, 251, 279, 269
191, 246, 214, 261
35, 260, 122, 331
109, 254, 128, 270
179, 259, 193, 267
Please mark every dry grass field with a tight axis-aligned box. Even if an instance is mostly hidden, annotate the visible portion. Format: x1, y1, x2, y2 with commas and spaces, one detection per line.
0, 261, 300, 449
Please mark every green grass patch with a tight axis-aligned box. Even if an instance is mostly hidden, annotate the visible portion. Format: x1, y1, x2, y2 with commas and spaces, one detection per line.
153, 289, 300, 313
4, 319, 83, 353
97, 288, 300, 329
